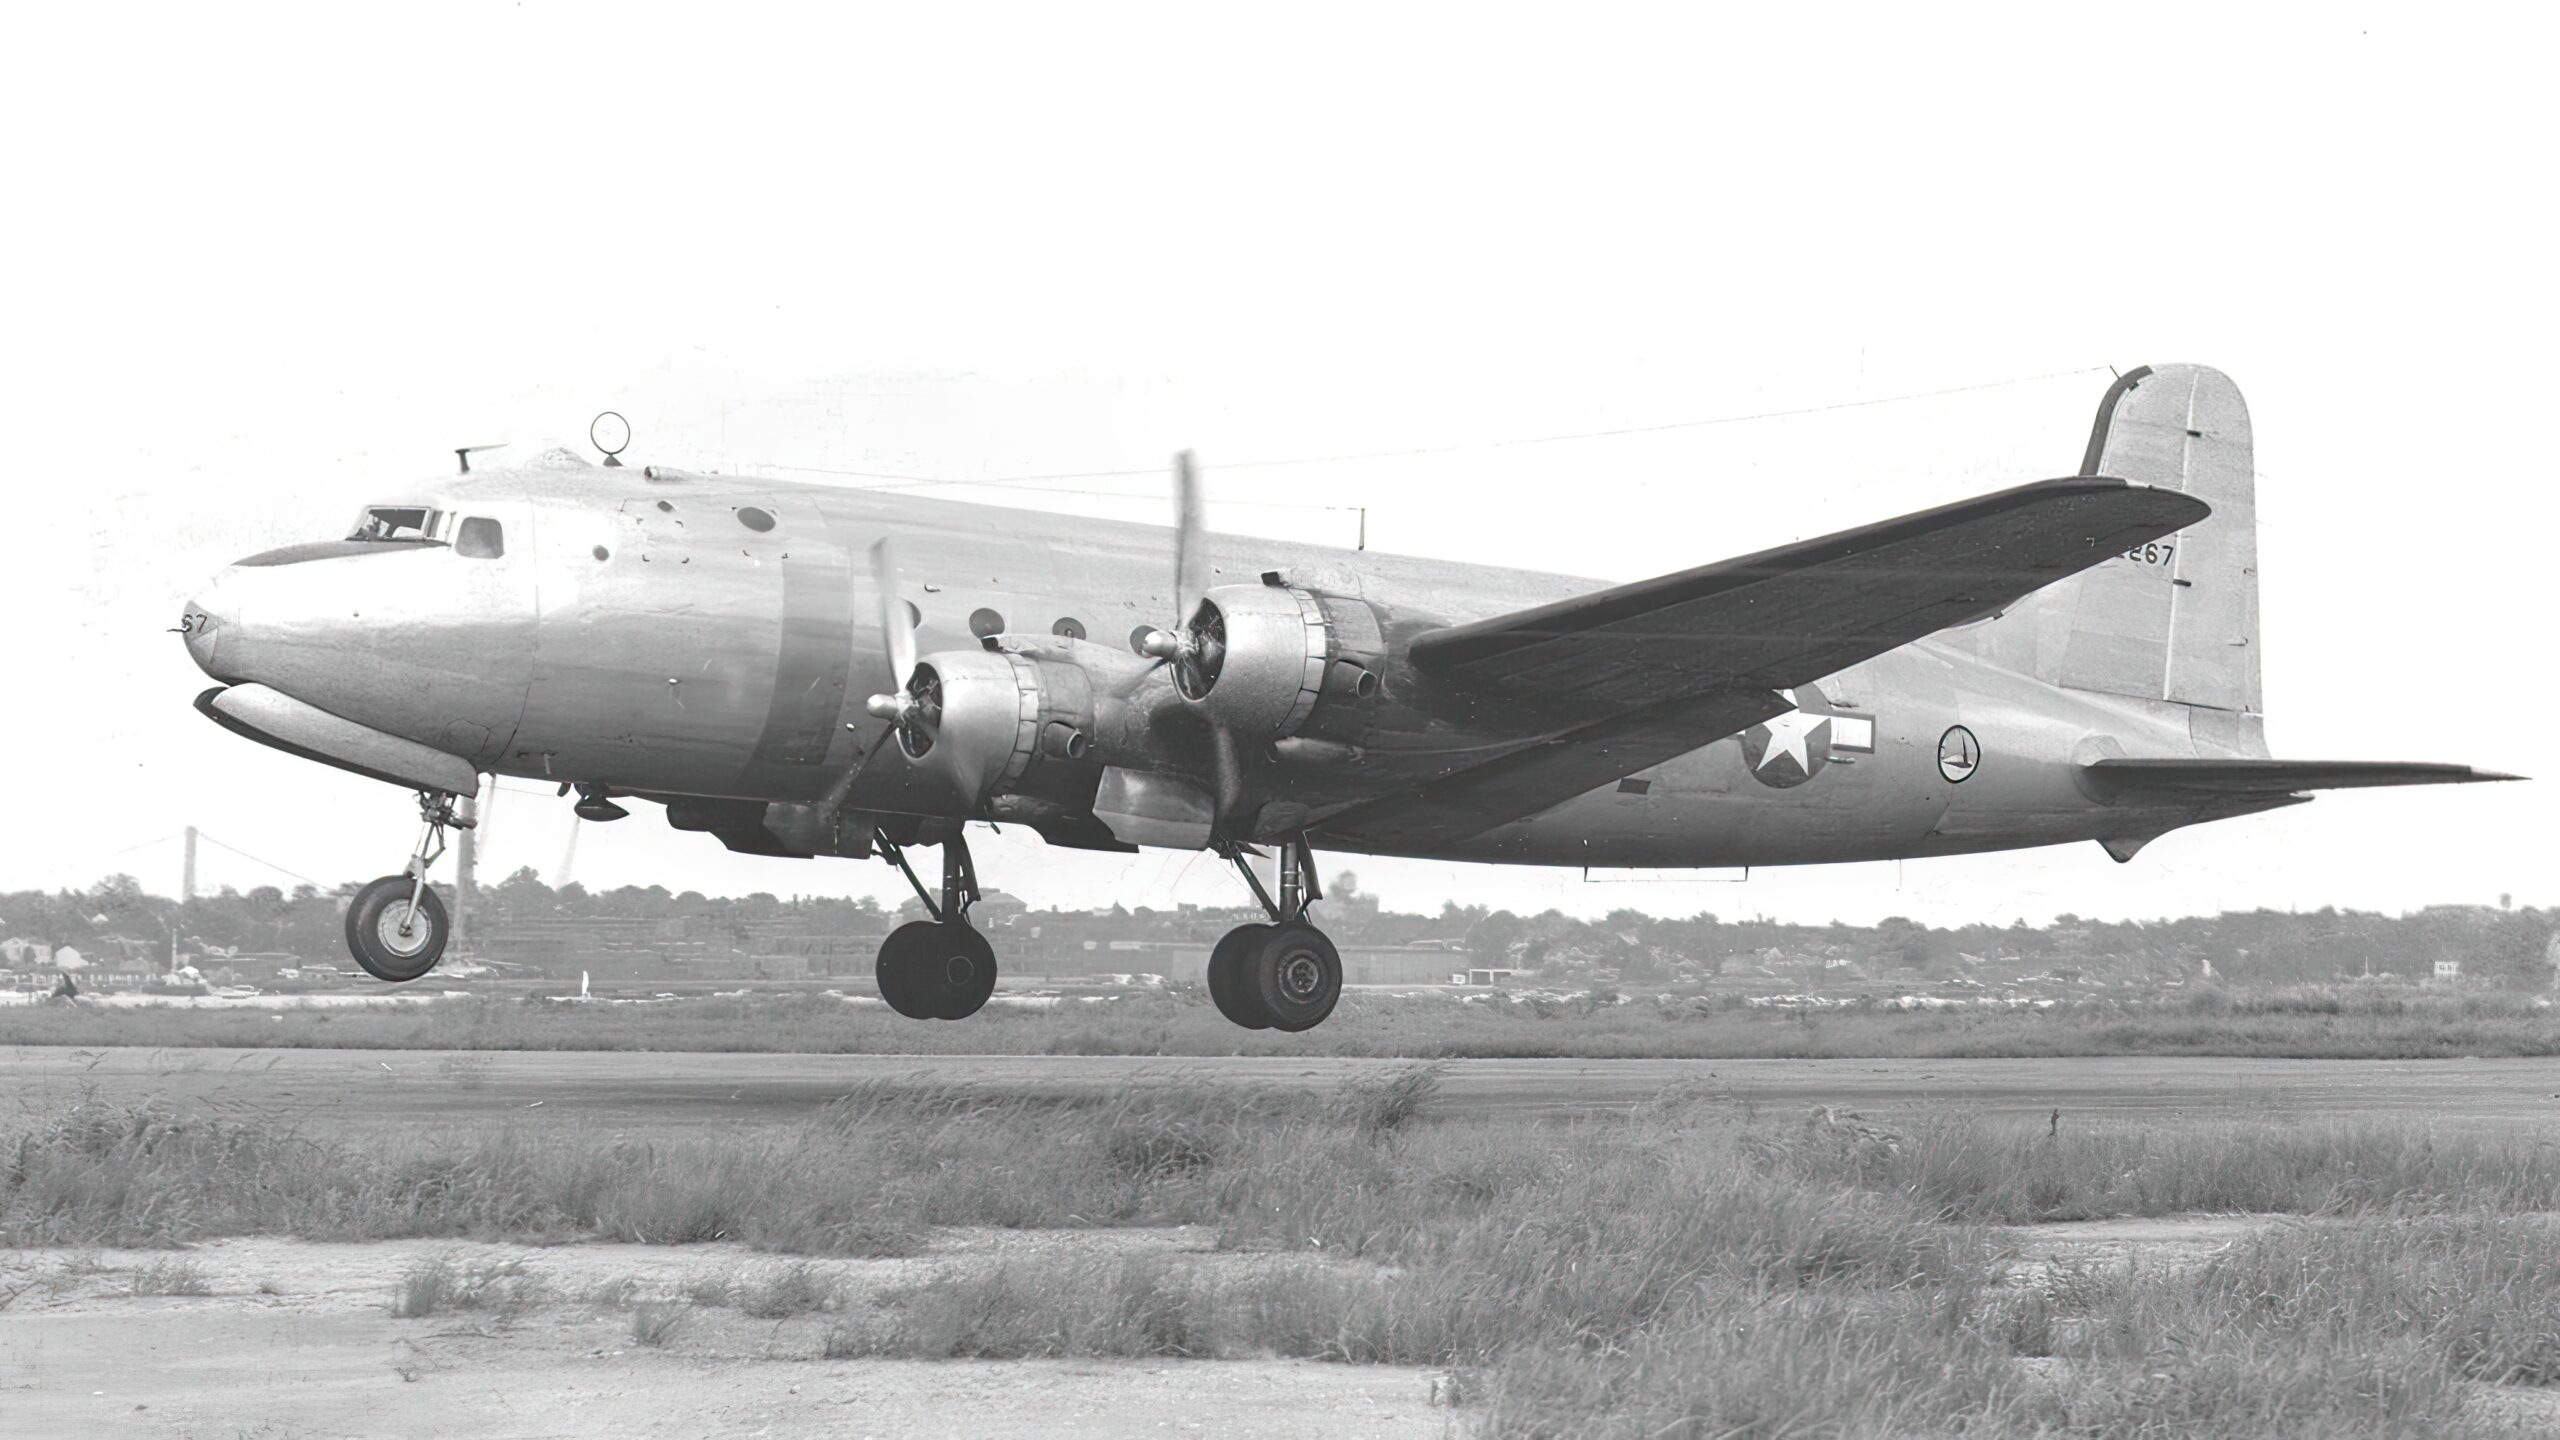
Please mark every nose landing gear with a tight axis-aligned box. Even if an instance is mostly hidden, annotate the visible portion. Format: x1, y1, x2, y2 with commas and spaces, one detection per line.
1208, 836, 1341, 1032
873, 829, 998, 1019
345, 789, 475, 983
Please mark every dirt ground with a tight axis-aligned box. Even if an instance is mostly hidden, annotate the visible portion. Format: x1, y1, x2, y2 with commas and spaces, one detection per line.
17, 1216, 2560, 1436
0, 1231, 1458, 1440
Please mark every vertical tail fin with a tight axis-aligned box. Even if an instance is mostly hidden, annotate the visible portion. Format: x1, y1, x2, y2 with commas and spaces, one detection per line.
1944, 364, 2261, 726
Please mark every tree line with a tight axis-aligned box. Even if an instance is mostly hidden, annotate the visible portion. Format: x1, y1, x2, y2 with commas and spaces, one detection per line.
2, 869, 2548, 988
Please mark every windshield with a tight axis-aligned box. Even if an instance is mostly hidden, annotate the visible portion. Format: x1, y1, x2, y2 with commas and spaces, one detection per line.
347, 505, 441, 542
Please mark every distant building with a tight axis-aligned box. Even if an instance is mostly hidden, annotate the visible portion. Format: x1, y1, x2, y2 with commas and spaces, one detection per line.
972, 891, 1029, 925
2434, 959, 2463, 981
1342, 947, 1474, 984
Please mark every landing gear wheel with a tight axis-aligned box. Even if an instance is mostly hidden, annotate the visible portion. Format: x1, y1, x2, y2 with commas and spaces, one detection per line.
875, 920, 998, 1020
1207, 924, 1275, 1030
876, 922, 937, 1019
1241, 922, 1341, 1033
345, 876, 448, 983
930, 924, 998, 1020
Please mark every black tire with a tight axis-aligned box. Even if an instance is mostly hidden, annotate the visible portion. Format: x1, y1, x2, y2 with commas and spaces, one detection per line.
929, 923, 998, 1020
1207, 924, 1274, 1030
876, 920, 999, 1020
875, 921, 941, 1019
344, 875, 448, 983
1242, 922, 1341, 1033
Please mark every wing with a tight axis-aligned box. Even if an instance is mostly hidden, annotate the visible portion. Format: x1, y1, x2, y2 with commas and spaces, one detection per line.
1320, 477, 2206, 846
2083, 759, 2522, 801
1407, 476, 2208, 706
1316, 691, 1792, 851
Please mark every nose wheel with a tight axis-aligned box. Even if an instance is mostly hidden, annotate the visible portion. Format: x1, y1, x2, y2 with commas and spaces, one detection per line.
345, 789, 474, 983
872, 829, 1000, 1020
1207, 837, 1341, 1032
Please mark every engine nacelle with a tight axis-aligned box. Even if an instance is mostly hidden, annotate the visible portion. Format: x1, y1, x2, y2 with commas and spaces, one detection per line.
884, 648, 1095, 811
1175, 582, 1332, 740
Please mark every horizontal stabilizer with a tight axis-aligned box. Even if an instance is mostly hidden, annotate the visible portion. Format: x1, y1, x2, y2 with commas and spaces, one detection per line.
2083, 758, 2521, 801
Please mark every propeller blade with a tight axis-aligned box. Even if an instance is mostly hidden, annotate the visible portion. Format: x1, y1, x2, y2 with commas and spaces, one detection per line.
1171, 450, 1206, 626
870, 537, 917, 687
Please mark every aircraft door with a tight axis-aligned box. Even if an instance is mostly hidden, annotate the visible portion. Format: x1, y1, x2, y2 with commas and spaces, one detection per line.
423, 497, 540, 767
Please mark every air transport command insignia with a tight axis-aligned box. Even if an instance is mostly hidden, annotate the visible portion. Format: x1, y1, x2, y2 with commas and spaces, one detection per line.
1938, 725, 1980, 783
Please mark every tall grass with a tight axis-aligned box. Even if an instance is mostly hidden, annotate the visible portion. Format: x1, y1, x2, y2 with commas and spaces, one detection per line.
13, 1078, 2560, 1435
1753, 1109, 2560, 1222
17, 1080, 2560, 1251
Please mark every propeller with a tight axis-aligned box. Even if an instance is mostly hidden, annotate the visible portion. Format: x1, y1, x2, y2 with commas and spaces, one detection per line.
1139, 451, 1222, 696
1136, 451, 1248, 826
863, 539, 938, 756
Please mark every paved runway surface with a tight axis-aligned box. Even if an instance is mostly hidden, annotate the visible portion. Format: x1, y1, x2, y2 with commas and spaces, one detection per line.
9, 1047, 2560, 1133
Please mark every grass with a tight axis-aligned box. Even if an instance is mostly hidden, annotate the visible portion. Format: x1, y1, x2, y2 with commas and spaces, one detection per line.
127, 1256, 211, 1296
387, 1253, 545, 1319
630, 1299, 691, 1347
5, 983, 2560, 1059
12, 1076, 2560, 1434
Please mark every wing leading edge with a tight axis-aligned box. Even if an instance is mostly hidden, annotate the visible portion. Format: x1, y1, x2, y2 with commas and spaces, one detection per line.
1406, 476, 2209, 706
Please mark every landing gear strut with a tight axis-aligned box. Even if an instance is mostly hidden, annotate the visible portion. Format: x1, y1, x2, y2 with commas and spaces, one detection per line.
1208, 836, 1341, 1032
873, 829, 997, 1020
345, 789, 475, 983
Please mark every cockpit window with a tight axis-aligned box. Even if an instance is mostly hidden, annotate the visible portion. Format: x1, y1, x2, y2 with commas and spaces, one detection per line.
455, 516, 505, 559
348, 505, 440, 542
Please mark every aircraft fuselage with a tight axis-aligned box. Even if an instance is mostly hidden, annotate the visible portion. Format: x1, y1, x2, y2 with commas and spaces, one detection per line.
183, 461, 2245, 869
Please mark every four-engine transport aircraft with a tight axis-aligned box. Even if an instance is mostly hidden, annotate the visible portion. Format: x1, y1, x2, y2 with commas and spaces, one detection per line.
178, 364, 2515, 1031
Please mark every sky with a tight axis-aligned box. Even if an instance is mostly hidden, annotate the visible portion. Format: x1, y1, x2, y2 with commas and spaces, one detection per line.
3, 4, 2550, 927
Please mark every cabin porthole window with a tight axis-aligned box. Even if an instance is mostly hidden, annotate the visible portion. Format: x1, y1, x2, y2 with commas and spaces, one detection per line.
456, 517, 505, 559
735, 506, 777, 533
1052, 617, 1086, 640
969, 607, 1006, 639
592, 545, 610, 561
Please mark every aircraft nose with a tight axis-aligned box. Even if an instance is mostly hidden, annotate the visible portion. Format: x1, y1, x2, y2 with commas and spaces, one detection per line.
179, 572, 239, 682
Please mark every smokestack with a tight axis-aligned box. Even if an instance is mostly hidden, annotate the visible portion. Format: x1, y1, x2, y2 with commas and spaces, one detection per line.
182, 826, 197, 904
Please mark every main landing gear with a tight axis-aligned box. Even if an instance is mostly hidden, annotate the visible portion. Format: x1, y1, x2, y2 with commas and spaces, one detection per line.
873, 829, 998, 1020
1207, 836, 1342, 1033
345, 789, 475, 983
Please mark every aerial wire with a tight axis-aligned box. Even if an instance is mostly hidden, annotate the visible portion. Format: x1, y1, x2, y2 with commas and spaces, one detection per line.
192, 832, 328, 890
39, 831, 181, 890
762, 364, 2109, 495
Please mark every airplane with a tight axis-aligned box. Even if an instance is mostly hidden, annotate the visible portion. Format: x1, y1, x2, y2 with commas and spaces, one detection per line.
176, 364, 2516, 1031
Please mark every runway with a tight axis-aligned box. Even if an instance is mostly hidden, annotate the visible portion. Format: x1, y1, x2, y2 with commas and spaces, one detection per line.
9, 1047, 2560, 1134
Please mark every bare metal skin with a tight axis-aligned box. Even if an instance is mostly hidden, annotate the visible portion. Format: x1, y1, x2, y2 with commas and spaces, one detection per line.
177, 365, 2512, 1018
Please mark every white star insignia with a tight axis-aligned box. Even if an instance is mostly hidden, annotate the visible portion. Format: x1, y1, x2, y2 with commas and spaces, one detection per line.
1756, 699, 1828, 776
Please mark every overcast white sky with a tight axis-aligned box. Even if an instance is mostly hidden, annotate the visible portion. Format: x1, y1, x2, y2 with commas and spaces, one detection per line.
3, 5, 2548, 925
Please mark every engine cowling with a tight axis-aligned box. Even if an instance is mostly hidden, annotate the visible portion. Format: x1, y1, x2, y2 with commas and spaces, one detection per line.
879, 649, 1094, 810
1172, 582, 1331, 740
